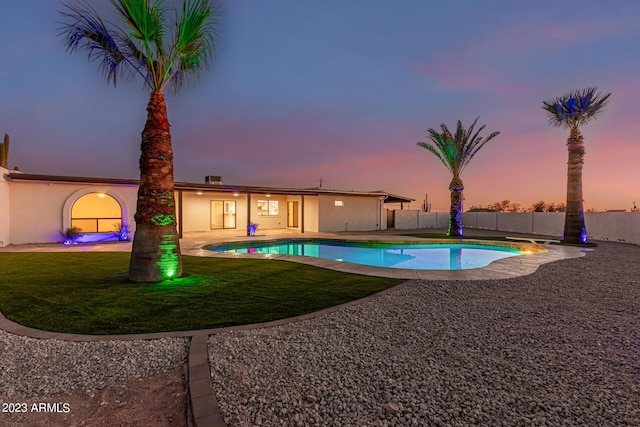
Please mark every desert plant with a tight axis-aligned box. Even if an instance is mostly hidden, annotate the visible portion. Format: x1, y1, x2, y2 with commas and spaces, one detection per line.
59, 0, 220, 281
417, 118, 500, 236
60, 226, 83, 245
542, 87, 611, 243
114, 223, 131, 241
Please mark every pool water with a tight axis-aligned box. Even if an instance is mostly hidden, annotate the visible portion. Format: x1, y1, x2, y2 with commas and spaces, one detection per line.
210, 240, 524, 270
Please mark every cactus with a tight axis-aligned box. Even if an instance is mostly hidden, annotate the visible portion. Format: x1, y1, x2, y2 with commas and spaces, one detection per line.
0, 133, 8, 168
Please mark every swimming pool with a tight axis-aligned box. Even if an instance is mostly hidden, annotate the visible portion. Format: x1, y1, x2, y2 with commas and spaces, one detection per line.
208, 240, 533, 270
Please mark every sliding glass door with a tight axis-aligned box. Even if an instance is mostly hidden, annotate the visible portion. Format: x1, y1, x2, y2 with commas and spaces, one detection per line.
211, 201, 236, 229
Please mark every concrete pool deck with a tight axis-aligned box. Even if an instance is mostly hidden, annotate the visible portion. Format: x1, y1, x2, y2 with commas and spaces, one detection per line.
1, 228, 587, 281
181, 228, 587, 280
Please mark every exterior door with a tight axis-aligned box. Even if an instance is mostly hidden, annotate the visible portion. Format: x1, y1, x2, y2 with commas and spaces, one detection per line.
287, 201, 299, 228
211, 201, 236, 229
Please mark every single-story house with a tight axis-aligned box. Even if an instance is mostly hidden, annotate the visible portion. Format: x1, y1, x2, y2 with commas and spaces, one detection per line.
0, 167, 413, 246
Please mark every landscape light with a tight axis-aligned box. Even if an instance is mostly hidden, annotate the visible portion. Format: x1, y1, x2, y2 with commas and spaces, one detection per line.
158, 234, 179, 280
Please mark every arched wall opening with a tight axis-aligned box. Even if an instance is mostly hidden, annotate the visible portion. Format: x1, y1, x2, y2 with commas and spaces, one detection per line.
72, 192, 122, 233
63, 188, 131, 242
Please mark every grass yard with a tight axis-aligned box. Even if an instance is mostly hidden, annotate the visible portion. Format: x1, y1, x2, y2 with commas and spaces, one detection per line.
0, 252, 403, 335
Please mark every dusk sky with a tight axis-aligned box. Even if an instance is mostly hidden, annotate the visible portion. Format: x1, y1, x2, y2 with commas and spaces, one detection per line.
1, 1, 639, 212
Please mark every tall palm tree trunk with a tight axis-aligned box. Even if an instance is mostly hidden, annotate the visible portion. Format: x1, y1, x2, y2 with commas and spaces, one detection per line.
129, 91, 182, 282
448, 176, 464, 237
563, 127, 587, 244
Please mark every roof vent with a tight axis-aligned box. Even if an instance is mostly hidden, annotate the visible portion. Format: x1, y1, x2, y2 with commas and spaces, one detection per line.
205, 175, 222, 185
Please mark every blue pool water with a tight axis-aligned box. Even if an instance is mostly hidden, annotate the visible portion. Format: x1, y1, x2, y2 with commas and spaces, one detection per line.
209, 240, 523, 270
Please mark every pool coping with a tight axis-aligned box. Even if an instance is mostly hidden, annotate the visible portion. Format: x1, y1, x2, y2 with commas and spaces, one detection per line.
196, 238, 586, 280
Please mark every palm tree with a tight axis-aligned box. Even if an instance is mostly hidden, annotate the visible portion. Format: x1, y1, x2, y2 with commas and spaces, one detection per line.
60, 0, 220, 282
417, 118, 499, 237
542, 87, 611, 244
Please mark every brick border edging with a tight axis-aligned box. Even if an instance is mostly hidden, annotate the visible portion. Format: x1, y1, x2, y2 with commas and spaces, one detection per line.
189, 334, 227, 427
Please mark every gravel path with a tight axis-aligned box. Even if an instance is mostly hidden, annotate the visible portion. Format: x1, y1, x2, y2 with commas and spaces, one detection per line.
208, 241, 640, 426
0, 333, 188, 399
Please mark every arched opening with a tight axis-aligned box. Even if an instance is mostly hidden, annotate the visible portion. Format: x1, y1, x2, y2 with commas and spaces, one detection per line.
71, 192, 122, 233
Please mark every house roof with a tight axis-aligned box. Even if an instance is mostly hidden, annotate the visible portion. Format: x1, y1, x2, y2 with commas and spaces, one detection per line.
7, 172, 414, 204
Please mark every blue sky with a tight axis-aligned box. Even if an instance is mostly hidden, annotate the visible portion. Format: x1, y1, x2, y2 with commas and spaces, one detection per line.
1, 0, 639, 211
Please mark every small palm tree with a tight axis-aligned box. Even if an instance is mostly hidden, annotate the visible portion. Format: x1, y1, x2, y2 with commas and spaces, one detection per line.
417, 118, 499, 237
542, 87, 611, 244
60, 0, 220, 282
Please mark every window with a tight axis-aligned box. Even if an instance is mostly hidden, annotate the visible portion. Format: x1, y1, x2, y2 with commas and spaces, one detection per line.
335, 200, 344, 207
71, 193, 122, 233
257, 200, 279, 216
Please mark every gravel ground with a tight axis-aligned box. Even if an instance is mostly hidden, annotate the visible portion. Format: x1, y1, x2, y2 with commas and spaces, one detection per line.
0, 333, 188, 399
209, 241, 640, 426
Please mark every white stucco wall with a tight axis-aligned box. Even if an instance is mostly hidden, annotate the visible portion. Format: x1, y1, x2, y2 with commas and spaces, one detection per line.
8, 179, 137, 245
0, 168, 10, 247
318, 195, 385, 232
250, 195, 287, 230
303, 195, 319, 232
3, 176, 405, 242
180, 191, 248, 233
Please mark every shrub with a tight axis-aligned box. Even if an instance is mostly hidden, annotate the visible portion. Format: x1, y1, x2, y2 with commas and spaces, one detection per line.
60, 227, 83, 245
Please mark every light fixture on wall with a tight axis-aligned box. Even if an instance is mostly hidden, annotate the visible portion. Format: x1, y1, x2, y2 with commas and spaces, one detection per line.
233, 192, 239, 197
196, 191, 203, 195
265, 194, 271, 198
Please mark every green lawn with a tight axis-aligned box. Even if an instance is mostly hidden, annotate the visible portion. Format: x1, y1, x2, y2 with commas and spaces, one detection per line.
0, 253, 403, 335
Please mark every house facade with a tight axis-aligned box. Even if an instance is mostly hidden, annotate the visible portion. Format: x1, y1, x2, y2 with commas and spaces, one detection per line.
0, 167, 412, 246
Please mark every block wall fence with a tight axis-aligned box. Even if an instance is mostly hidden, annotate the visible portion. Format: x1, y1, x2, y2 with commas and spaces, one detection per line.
391, 210, 640, 245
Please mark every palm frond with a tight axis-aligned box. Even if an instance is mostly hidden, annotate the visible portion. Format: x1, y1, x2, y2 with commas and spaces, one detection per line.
119, 36, 153, 87
111, 0, 165, 48
59, 1, 131, 86
417, 141, 453, 174
542, 86, 611, 129
60, 0, 220, 94
465, 130, 500, 168
169, 0, 220, 91
418, 118, 499, 177
111, 0, 167, 87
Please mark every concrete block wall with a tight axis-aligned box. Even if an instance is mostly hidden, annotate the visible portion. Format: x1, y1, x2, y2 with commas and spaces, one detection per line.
393, 210, 450, 230
392, 210, 640, 245
461, 211, 639, 245
585, 212, 640, 244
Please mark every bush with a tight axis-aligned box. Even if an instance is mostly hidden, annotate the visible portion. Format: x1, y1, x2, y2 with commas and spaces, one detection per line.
60, 227, 83, 245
